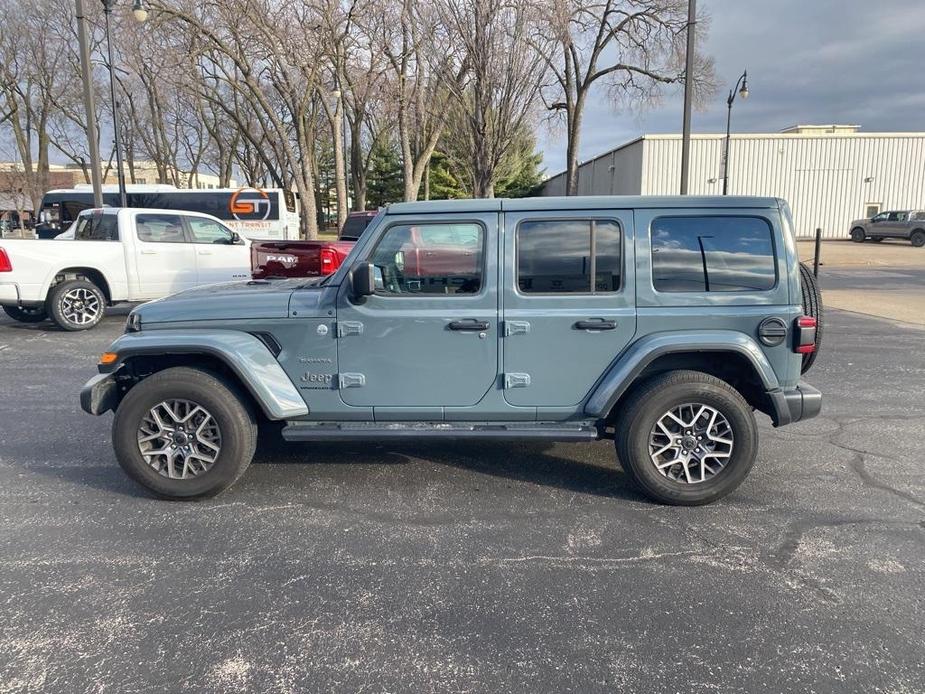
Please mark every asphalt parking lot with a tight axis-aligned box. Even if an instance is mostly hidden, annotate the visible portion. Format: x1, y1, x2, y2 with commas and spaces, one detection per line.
1, 281, 923, 692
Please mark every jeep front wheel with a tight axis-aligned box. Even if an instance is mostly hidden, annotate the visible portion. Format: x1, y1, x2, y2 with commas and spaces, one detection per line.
112, 367, 257, 499
615, 371, 758, 506
850, 227, 866, 243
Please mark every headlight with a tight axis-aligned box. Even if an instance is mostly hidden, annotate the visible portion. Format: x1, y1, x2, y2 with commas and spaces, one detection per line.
125, 312, 141, 333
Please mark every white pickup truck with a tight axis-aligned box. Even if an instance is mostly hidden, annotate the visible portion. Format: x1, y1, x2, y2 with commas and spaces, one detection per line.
0, 208, 251, 331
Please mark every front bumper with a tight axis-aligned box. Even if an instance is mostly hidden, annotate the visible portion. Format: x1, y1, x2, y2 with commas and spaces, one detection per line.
80, 372, 120, 415
768, 381, 822, 427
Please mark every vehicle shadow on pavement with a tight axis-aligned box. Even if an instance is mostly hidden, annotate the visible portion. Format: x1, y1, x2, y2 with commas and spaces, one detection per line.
252, 437, 643, 502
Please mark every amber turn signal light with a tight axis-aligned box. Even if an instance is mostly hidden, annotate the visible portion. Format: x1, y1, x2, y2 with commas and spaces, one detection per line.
100, 352, 118, 365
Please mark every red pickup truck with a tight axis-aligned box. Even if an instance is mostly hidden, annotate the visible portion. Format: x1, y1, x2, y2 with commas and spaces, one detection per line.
250, 210, 377, 279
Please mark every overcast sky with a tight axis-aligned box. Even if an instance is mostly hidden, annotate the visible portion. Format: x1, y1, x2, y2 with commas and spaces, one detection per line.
537, 0, 925, 175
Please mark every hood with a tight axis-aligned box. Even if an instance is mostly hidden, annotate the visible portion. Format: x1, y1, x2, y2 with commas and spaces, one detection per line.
134, 278, 319, 324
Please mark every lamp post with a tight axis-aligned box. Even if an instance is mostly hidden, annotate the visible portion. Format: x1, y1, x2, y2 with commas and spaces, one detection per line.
722, 69, 749, 196
100, 0, 148, 208
679, 0, 696, 195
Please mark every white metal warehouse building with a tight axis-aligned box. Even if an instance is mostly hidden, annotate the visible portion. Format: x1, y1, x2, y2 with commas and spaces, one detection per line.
541, 125, 925, 238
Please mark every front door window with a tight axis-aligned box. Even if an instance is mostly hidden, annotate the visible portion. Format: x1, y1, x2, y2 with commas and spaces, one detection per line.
368, 222, 483, 296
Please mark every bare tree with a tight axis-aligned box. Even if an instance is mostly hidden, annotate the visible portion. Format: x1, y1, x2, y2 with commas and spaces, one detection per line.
434, 0, 548, 198
538, 0, 713, 195
0, 0, 77, 211
150, 0, 330, 237
369, 0, 466, 201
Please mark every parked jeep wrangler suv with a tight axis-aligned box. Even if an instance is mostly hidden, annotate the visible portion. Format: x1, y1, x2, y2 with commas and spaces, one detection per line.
81, 196, 822, 505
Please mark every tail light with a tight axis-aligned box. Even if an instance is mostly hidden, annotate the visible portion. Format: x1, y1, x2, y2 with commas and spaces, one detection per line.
250, 244, 260, 279
0, 248, 11, 273
319, 248, 341, 274
794, 316, 817, 354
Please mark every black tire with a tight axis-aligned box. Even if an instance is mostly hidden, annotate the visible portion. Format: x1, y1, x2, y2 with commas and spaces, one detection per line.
46, 278, 105, 331
798, 262, 823, 373
911, 230, 925, 248
2, 304, 48, 323
112, 367, 258, 499
850, 227, 866, 243
614, 370, 758, 506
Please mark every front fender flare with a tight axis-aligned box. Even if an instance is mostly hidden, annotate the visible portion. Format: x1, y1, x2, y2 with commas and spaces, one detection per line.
584, 330, 780, 418
101, 329, 308, 420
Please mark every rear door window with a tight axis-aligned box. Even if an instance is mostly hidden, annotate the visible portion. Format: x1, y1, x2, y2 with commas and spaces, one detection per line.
136, 214, 188, 243
651, 216, 776, 292
517, 219, 621, 294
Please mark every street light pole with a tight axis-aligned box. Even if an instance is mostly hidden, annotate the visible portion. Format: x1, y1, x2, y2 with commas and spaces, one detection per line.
99, 0, 148, 208
679, 0, 696, 195
76, 0, 103, 208
722, 69, 749, 196
101, 0, 128, 207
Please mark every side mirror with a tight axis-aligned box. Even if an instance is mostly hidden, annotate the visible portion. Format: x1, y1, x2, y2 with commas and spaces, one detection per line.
231, 232, 242, 244
352, 263, 376, 299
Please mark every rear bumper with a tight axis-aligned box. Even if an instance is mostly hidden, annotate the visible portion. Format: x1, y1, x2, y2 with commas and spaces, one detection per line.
0, 281, 45, 307
0, 282, 20, 305
80, 372, 120, 416
768, 381, 822, 427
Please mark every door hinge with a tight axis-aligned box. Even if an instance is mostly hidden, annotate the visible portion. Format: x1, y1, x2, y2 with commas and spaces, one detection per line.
504, 320, 531, 337
338, 373, 366, 389
504, 373, 531, 389
336, 321, 364, 338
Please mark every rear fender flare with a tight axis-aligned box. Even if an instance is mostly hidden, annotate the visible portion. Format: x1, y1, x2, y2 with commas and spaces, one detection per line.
584, 330, 780, 418
103, 329, 307, 420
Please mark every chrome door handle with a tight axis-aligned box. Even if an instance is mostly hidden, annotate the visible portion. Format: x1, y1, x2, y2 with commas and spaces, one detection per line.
574, 319, 617, 331
198, 250, 213, 255
140, 249, 157, 255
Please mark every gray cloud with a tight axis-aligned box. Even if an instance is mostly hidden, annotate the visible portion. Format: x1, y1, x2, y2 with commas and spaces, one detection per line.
538, 0, 925, 174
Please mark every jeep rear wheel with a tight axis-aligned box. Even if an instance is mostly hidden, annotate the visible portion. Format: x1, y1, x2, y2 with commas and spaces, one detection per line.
615, 371, 758, 506
911, 230, 925, 248
2, 305, 48, 323
112, 367, 257, 499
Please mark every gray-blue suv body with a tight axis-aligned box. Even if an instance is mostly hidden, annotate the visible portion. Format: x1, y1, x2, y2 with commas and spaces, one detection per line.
81, 196, 822, 505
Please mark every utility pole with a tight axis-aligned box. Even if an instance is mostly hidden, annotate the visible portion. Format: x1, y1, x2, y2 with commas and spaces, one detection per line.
679, 0, 696, 195
75, 0, 103, 207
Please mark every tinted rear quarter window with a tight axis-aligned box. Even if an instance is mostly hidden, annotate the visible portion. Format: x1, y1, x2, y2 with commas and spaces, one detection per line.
651, 216, 775, 292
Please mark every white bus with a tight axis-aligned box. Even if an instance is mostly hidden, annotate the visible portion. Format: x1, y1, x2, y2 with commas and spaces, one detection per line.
36, 184, 301, 240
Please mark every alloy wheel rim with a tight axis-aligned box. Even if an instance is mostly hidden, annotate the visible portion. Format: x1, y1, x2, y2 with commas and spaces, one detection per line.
137, 399, 222, 479
648, 403, 734, 484
61, 288, 101, 325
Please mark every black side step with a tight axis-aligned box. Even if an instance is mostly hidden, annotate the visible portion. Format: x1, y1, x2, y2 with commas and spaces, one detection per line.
281, 421, 601, 442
